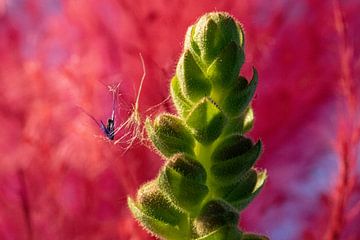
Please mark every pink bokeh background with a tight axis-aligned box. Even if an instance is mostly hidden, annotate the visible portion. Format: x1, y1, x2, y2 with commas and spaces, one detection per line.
1, 0, 359, 239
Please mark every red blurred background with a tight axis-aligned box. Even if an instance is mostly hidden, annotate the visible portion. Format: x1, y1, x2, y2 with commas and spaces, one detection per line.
1, 0, 359, 239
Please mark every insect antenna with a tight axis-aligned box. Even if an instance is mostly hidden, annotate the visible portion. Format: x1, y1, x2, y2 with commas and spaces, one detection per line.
79, 82, 121, 141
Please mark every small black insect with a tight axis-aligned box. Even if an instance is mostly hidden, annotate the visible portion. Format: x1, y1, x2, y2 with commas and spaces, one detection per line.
99, 111, 116, 140
82, 83, 119, 141
81, 54, 146, 144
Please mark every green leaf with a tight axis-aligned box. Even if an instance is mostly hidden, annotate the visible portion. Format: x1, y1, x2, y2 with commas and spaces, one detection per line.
211, 135, 253, 163
222, 68, 258, 118
222, 108, 254, 137
176, 50, 211, 102
167, 153, 207, 184
158, 166, 208, 214
135, 181, 187, 226
230, 170, 267, 211
146, 114, 195, 158
128, 197, 188, 240
194, 200, 239, 236
207, 41, 244, 89
193, 12, 241, 65
242, 107, 254, 132
241, 233, 269, 240
201, 18, 219, 63
224, 169, 258, 202
186, 98, 226, 144
170, 76, 193, 118
211, 141, 262, 184
236, 22, 245, 49
195, 226, 243, 240
214, 169, 258, 201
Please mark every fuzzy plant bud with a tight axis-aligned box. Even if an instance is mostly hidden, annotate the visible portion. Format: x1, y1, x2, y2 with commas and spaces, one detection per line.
185, 12, 244, 65
128, 181, 190, 239
210, 135, 262, 184
214, 168, 267, 211
129, 12, 268, 240
194, 200, 241, 239
146, 114, 195, 158
135, 181, 185, 225
178, 12, 245, 103
158, 154, 208, 214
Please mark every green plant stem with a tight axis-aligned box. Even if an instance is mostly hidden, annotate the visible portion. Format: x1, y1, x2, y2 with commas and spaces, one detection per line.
195, 142, 215, 200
